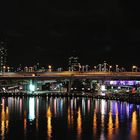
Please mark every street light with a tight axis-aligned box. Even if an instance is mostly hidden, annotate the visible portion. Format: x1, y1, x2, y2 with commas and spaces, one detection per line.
3, 66, 6, 73
98, 64, 102, 72
109, 65, 112, 72
103, 61, 107, 72
7, 66, 10, 72
85, 65, 89, 72
48, 65, 52, 72
94, 66, 97, 72
82, 66, 85, 72
116, 65, 119, 72
132, 65, 138, 72
78, 65, 81, 72
48, 65, 52, 69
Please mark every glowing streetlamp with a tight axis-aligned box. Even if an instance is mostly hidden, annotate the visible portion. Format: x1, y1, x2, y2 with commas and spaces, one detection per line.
7, 66, 10, 72
82, 66, 85, 72
3, 66, 6, 73
116, 65, 119, 72
48, 65, 51, 69
103, 61, 107, 72
94, 66, 97, 72
32, 73, 36, 77
98, 64, 102, 72
78, 65, 81, 72
109, 65, 112, 72
85, 65, 89, 72
48, 65, 52, 72
132, 65, 138, 72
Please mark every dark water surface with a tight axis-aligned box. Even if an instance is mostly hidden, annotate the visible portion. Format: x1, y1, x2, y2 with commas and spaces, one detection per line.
0, 97, 140, 140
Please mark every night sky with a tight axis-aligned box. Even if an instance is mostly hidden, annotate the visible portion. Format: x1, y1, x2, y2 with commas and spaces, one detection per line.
0, 1, 140, 68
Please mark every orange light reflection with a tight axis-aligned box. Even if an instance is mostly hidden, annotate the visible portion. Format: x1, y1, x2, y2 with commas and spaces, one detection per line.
77, 107, 82, 140
93, 110, 97, 136
47, 106, 52, 140
131, 111, 137, 139
108, 112, 113, 140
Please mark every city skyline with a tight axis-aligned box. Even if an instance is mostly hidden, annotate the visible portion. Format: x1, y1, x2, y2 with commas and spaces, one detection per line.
1, 2, 140, 140
0, 42, 139, 72
0, 1, 140, 67
0, 40, 140, 69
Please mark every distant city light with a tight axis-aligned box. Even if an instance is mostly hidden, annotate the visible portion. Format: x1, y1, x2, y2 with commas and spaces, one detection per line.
48, 65, 52, 69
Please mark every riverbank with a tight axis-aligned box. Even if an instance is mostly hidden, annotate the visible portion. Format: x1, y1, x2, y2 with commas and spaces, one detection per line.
1, 91, 140, 104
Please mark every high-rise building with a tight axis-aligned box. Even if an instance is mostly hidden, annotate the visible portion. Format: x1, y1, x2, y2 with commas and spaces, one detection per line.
68, 56, 81, 71
0, 41, 7, 72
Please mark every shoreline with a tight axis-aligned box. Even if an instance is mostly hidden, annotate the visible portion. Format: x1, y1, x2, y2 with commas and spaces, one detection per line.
0, 92, 140, 104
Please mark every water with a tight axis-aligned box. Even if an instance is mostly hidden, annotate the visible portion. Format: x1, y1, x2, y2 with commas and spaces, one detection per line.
0, 97, 140, 140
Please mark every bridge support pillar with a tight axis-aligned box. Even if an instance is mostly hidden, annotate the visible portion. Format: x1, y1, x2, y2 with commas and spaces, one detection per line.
67, 79, 73, 93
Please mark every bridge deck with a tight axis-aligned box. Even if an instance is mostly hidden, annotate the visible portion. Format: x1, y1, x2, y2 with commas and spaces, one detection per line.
0, 71, 140, 80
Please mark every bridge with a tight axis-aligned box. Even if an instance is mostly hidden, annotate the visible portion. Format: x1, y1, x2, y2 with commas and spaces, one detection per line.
0, 71, 140, 94
1, 71, 140, 80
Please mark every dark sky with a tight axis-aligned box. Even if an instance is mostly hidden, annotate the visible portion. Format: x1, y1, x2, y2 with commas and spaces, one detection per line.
0, 1, 140, 68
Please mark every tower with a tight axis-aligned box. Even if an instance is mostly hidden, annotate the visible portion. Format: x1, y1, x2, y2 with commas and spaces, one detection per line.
0, 41, 7, 72
68, 56, 80, 71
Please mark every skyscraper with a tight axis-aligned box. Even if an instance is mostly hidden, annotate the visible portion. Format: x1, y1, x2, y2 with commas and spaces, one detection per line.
0, 41, 7, 72
68, 56, 80, 71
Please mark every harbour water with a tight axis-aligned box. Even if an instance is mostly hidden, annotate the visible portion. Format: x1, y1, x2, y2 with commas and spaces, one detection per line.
0, 97, 140, 140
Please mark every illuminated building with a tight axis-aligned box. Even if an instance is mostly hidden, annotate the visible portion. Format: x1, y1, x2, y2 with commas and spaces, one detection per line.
33, 62, 40, 71
68, 56, 81, 71
0, 41, 7, 72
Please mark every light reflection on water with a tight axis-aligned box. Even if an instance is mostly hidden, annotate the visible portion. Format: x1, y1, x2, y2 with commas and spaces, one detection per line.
47, 106, 52, 140
0, 97, 140, 140
29, 98, 35, 121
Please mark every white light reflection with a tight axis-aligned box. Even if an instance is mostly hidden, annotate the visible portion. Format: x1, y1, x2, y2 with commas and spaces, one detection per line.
54, 98, 57, 117
82, 98, 85, 116
20, 98, 22, 117
60, 99, 63, 116
71, 99, 74, 110
101, 100, 106, 115
29, 98, 35, 121
36, 98, 39, 130
74, 98, 77, 109
87, 99, 91, 114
